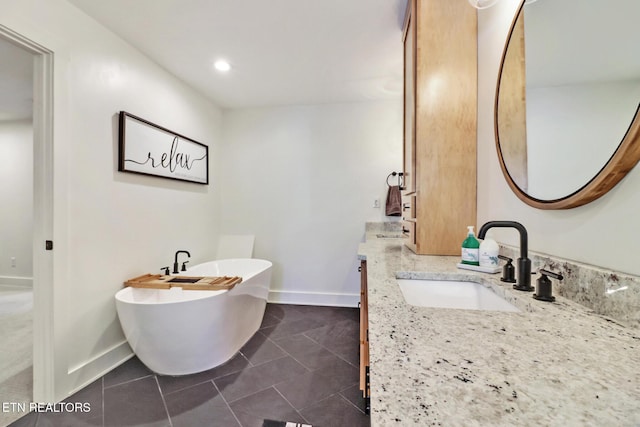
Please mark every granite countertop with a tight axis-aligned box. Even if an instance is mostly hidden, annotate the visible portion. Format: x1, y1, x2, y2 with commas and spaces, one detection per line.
358, 234, 640, 426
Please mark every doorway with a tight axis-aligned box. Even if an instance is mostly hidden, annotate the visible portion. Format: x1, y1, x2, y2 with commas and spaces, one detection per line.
0, 24, 54, 426
0, 36, 35, 427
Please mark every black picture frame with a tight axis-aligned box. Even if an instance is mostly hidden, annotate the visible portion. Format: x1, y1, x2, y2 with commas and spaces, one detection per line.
118, 111, 209, 185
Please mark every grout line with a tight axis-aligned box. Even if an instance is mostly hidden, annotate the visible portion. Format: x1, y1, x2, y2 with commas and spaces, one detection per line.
238, 350, 256, 368
276, 346, 314, 373
240, 352, 291, 370
337, 386, 367, 415
238, 351, 253, 368
160, 352, 255, 398
223, 382, 283, 405
302, 331, 359, 368
266, 313, 361, 372
211, 380, 243, 427
160, 378, 213, 398
102, 373, 155, 390
265, 315, 364, 416
154, 375, 174, 427
337, 392, 368, 416
266, 338, 312, 373
272, 385, 312, 425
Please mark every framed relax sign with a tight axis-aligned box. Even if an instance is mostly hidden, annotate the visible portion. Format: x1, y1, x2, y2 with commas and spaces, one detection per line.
118, 111, 209, 184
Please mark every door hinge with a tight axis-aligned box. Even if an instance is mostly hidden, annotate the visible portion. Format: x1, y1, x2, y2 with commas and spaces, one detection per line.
45, 240, 53, 250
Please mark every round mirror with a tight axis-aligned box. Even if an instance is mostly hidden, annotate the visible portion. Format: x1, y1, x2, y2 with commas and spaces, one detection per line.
495, 0, 640, 209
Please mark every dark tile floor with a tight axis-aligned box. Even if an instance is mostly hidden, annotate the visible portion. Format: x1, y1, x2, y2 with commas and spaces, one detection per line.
9, 304, 370, 427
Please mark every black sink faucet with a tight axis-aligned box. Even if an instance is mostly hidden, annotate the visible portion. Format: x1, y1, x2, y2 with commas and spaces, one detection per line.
478, 221, 533, 292
173, 250, 191, 274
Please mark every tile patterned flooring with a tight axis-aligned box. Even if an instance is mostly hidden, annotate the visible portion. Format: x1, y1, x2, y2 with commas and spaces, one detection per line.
0, 286, 33, 427
8, 304, 370, 427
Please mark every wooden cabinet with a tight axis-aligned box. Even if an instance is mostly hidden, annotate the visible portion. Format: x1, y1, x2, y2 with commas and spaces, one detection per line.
359, 260, 370, 414
402, 0, 478, 255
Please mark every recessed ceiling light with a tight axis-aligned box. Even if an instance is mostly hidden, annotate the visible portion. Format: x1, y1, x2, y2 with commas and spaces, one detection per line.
214, 59, 231, 72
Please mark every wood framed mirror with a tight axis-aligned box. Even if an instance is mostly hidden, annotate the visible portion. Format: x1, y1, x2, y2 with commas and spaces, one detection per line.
495, 0, 640, 209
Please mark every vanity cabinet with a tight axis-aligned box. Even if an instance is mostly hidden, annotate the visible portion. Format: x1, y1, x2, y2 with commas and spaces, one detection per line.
359, 260, 370, 413
402, 0, 477, 255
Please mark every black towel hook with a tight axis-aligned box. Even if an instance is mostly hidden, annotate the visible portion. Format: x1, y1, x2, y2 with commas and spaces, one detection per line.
386, 171, 404, 189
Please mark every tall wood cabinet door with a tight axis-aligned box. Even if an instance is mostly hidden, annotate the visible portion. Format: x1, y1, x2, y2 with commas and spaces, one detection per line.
402, 0, 477, 255
402, 0, 416, 195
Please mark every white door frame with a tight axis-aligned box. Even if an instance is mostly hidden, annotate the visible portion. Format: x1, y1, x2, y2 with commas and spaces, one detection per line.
0, 24, 55, 402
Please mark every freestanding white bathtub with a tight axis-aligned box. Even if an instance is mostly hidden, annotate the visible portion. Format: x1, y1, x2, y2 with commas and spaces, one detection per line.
115, 258, 272, 375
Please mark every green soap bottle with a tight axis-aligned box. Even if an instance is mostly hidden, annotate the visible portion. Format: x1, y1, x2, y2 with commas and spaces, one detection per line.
461, 226, 480, 266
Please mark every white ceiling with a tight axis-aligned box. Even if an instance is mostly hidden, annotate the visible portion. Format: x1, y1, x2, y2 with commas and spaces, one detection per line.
0, 39, 33, 121
67, 0, 407, 109
3, 1, 638, 119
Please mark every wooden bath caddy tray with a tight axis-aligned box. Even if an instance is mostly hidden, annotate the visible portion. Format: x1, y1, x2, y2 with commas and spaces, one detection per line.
124, 274, 242, 291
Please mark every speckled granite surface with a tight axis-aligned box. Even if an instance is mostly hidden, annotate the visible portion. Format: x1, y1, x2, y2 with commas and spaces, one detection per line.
499, 245, 640, 329
358, 234, 640, 426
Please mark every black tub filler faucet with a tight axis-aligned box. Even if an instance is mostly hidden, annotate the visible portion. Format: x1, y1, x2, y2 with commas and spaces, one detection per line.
173, 250, 191, 274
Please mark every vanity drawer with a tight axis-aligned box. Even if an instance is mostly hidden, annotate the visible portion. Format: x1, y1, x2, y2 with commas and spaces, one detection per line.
402, 195, 416, 220
402, 220, 416, 247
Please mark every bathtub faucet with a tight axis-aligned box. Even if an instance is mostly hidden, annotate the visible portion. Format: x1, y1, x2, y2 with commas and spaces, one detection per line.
173, 250, 191, 274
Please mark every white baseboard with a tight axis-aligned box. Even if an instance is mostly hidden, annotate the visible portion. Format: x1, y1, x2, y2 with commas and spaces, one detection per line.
0, 276, 33, 288
66, 340, 133, 396
268, 290, 359, 308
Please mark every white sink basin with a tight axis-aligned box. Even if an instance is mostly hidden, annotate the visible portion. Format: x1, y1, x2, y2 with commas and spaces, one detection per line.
397, 279, 520, 312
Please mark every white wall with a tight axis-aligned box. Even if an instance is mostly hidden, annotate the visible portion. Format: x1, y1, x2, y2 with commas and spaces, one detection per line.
477, 0, 640, 276
0, 119, 33, 282
1, 0, 222, 399
527, 80, 640, 199
220, 101, 402, 306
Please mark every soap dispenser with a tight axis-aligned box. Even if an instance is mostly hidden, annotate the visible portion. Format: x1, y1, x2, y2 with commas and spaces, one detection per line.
461, 226, 480, 266
479, 231, 499, 268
